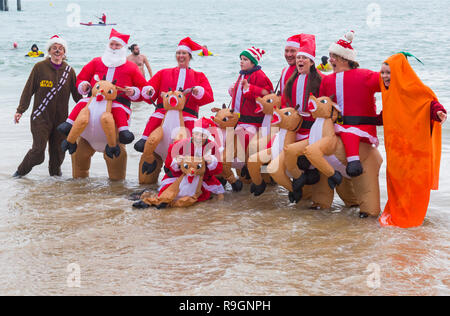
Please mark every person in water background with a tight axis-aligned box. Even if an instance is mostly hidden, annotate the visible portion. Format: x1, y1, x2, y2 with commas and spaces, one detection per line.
317, 56, 332, 72
14, 35, 81, 178
26, 44, 44, 58
127, 44, 153, 79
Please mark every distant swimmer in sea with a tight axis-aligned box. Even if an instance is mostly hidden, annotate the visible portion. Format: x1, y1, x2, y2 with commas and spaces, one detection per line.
198, 45, 213, 56
317, 56, 332, 72
127, 44, 153, 79
26, 44, 44, 58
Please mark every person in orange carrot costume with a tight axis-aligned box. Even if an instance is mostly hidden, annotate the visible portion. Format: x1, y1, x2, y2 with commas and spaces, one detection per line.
378, 52, 447, 228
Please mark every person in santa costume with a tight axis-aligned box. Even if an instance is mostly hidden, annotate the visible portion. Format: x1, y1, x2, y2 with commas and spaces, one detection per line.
138, 37, 214, 146
228, 46, 273, 179
279, 34, 302, 95
282, 34, 323, 187
133, 117, 224, 209
319, 30, 381, 177
58, 29, 148, 146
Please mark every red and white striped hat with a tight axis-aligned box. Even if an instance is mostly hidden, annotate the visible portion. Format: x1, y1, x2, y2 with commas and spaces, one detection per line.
286, 34, 302, 49
109, 28, 130, 46
296, 34, 316, 61
329, 30, 357, 62
240, 46, 265, 65
177, 37, 203, 54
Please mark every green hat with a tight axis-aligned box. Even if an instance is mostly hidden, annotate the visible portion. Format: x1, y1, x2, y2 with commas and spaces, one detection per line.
240, 46, 265, 65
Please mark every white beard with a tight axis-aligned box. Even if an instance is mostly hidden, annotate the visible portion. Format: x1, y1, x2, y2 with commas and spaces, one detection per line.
101, 45, 127, 68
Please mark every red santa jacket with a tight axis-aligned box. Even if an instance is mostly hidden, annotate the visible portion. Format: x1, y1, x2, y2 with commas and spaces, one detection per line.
76, 57, 147, 106
142, 67, 214, 118
319, 68, 381, 144
229, 67, 273, 127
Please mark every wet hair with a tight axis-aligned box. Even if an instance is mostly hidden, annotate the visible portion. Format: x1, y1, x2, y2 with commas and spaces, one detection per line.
31, 44, 39, 51
284, 63, 322, 107
129, 44, 138, 52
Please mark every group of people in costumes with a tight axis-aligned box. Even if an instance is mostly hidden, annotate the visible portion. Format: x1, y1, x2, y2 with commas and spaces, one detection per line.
14, 28, 447, 228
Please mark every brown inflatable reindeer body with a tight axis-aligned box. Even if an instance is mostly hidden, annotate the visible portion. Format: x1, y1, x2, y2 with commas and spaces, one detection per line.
283, 95, 382, 217
136, 89, 191, 185
59, 78, 127, 180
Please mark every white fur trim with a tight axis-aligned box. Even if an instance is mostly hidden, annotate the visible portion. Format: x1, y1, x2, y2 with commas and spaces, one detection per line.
109, 37, 127, 47
151, 112, 165, 120
296, 52, 315, 61
202, 182, 225, 195
296, 133, 309, 141
336, 72, 344, 114
112, 103, 132, 115
334, 125, 379, 147
329, 42, 357, 62
192, 86, 205, 100
158, 177, 177, 191
177, 68, 186, 90
118, 126, 129, 132
128, 87, 140, 101
66, 118, 74, 124
192, 127, 211, 137
142, 86, 155, 99
170, 159, 181, 172
286, 41, 300, 48
206, 155, 218, 171
347, 156, 360, 162
177, 45, 192, 54
242, 86, 250, 94
183, 116, 197, 122
141, 136, 148, 140
78, 81, 91, 96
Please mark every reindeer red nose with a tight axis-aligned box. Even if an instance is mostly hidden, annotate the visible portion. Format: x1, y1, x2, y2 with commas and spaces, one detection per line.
96, 94, 105, 102
169, 96, 178, 107
307, 100, 317, 112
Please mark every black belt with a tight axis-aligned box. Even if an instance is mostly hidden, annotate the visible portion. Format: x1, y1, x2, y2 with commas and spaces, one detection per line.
115, 96, 131, 108
300, 120, 314, 129
238, 115, 264, 124
340, 116, 378, 125
155, 103, 198, 118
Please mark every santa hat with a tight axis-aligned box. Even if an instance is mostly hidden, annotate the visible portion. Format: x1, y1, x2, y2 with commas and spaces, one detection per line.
329, 30, 357, 62
177, 37, 203, 54
240, 46, 265, 66
286, 34, 302, 49
192, 117, 215, 137
296, 34, 316, 61
46, 35, 68, 55
109, 28, 130, 46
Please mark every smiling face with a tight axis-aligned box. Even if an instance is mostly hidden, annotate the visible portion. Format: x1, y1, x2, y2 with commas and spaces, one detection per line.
109, 40, 123, 51
296, 55, 314, 74
161, 90, 187, 111
380, 63, 391, 88
329, 53, 351, 73
176, 50, 191, 68
285, 46, 299, 66
240, 55, 254, 71
49, 43, 65, 62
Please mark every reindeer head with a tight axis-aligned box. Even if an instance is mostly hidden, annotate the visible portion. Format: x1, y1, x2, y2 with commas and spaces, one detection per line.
271, 106, 303, 131
179, 156, 206, 182
91, 76, 120, 102
161, 89, 187, 111
211, 104, 240, 129
255, 92, 281, 115
307, 95, 341, 122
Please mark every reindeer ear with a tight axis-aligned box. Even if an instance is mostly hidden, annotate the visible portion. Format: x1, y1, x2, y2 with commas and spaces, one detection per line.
211, 107, 220, 113
168, 87, 172, 92
329, 94, 336, 100
102, 75, 106, 81
294, 104, 300, 111
178, 87, 183, 92
222, 103, 226, 109
112, 79, 117, 85
277, 91, 282, 97
230, 109, 235, 114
